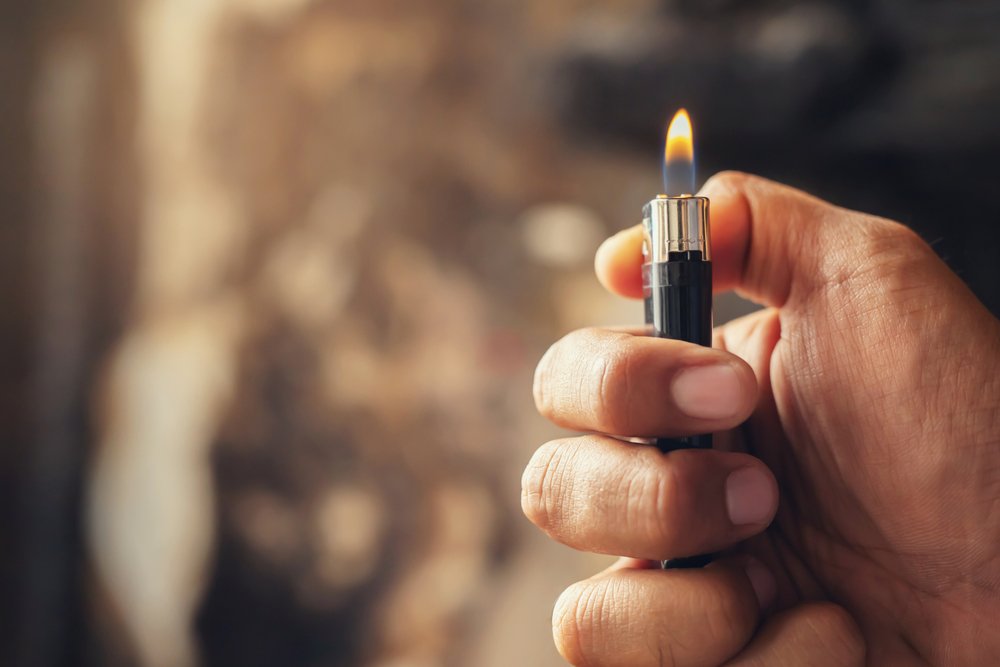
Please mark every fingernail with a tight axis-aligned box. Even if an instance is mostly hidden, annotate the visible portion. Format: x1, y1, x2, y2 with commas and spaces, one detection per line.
745, 558, 776, 609
670, 363, 744, 419
726, 467, 775, 525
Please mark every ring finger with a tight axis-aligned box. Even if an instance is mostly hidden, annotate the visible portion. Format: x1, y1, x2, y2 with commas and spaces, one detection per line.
553, 558, 774, 667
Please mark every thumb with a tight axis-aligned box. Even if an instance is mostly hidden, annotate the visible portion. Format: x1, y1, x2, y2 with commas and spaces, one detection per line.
704, 171, 859, 307
596, 171, 906, 308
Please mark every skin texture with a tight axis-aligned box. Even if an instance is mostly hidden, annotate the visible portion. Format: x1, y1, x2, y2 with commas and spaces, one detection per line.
524, 173, 1000, 666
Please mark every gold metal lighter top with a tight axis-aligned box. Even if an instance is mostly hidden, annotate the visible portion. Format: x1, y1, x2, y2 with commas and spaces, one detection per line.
641, 195, 711, 264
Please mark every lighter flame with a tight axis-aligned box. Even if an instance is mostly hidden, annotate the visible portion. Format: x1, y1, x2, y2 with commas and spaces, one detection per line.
665, 109, 694, 164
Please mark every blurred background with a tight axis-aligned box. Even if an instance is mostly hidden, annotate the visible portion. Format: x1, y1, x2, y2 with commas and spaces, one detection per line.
2, 0, 999, 666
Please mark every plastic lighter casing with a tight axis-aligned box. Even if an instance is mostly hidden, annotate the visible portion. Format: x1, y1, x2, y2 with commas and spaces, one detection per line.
642, 194, 714, 453
642, 195, 715, 570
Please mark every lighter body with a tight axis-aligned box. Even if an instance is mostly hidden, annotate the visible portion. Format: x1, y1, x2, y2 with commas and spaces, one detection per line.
641, 194, 714, 569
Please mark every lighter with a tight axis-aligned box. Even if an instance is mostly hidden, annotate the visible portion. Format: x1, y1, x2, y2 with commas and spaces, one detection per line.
641, 109, 714, 569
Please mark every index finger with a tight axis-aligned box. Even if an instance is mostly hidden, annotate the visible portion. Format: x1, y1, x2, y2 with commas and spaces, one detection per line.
534, 327, 757, 437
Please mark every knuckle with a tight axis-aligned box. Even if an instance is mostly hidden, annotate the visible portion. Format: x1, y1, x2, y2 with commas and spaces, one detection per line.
857, 216, 927, 260
819, 213, 934, 297
552, 578, 616, 667
533, 343, 557, 418
589, 345, 634, 434
805, 603, 865, 665
552, 581, 597, 666
844, 218, 944, 316
521, 440, 573, 532
535, 328, 617, 428
646, 461, 683, 552
535, 327, 646, 434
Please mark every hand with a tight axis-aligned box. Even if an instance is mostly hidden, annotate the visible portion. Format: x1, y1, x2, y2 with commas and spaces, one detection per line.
523, 172, 1000, 666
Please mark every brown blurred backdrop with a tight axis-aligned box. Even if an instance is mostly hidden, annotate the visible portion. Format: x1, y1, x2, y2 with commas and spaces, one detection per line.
2, 1, 999, 666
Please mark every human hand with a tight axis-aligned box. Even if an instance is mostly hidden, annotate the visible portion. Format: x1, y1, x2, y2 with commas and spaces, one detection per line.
523, 173, 1000, 666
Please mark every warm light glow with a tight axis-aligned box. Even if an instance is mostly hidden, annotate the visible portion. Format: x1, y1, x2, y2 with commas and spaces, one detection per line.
665, 108, 694, 164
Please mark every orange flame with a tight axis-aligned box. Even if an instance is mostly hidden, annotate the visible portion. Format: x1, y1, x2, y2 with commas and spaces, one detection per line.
665, 108, 694, 165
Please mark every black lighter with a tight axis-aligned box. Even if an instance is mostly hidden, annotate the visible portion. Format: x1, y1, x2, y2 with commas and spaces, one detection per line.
641, 109, 714, 569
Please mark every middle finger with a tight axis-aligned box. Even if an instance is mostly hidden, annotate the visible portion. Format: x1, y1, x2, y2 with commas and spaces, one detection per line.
522, 435, 778, 560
